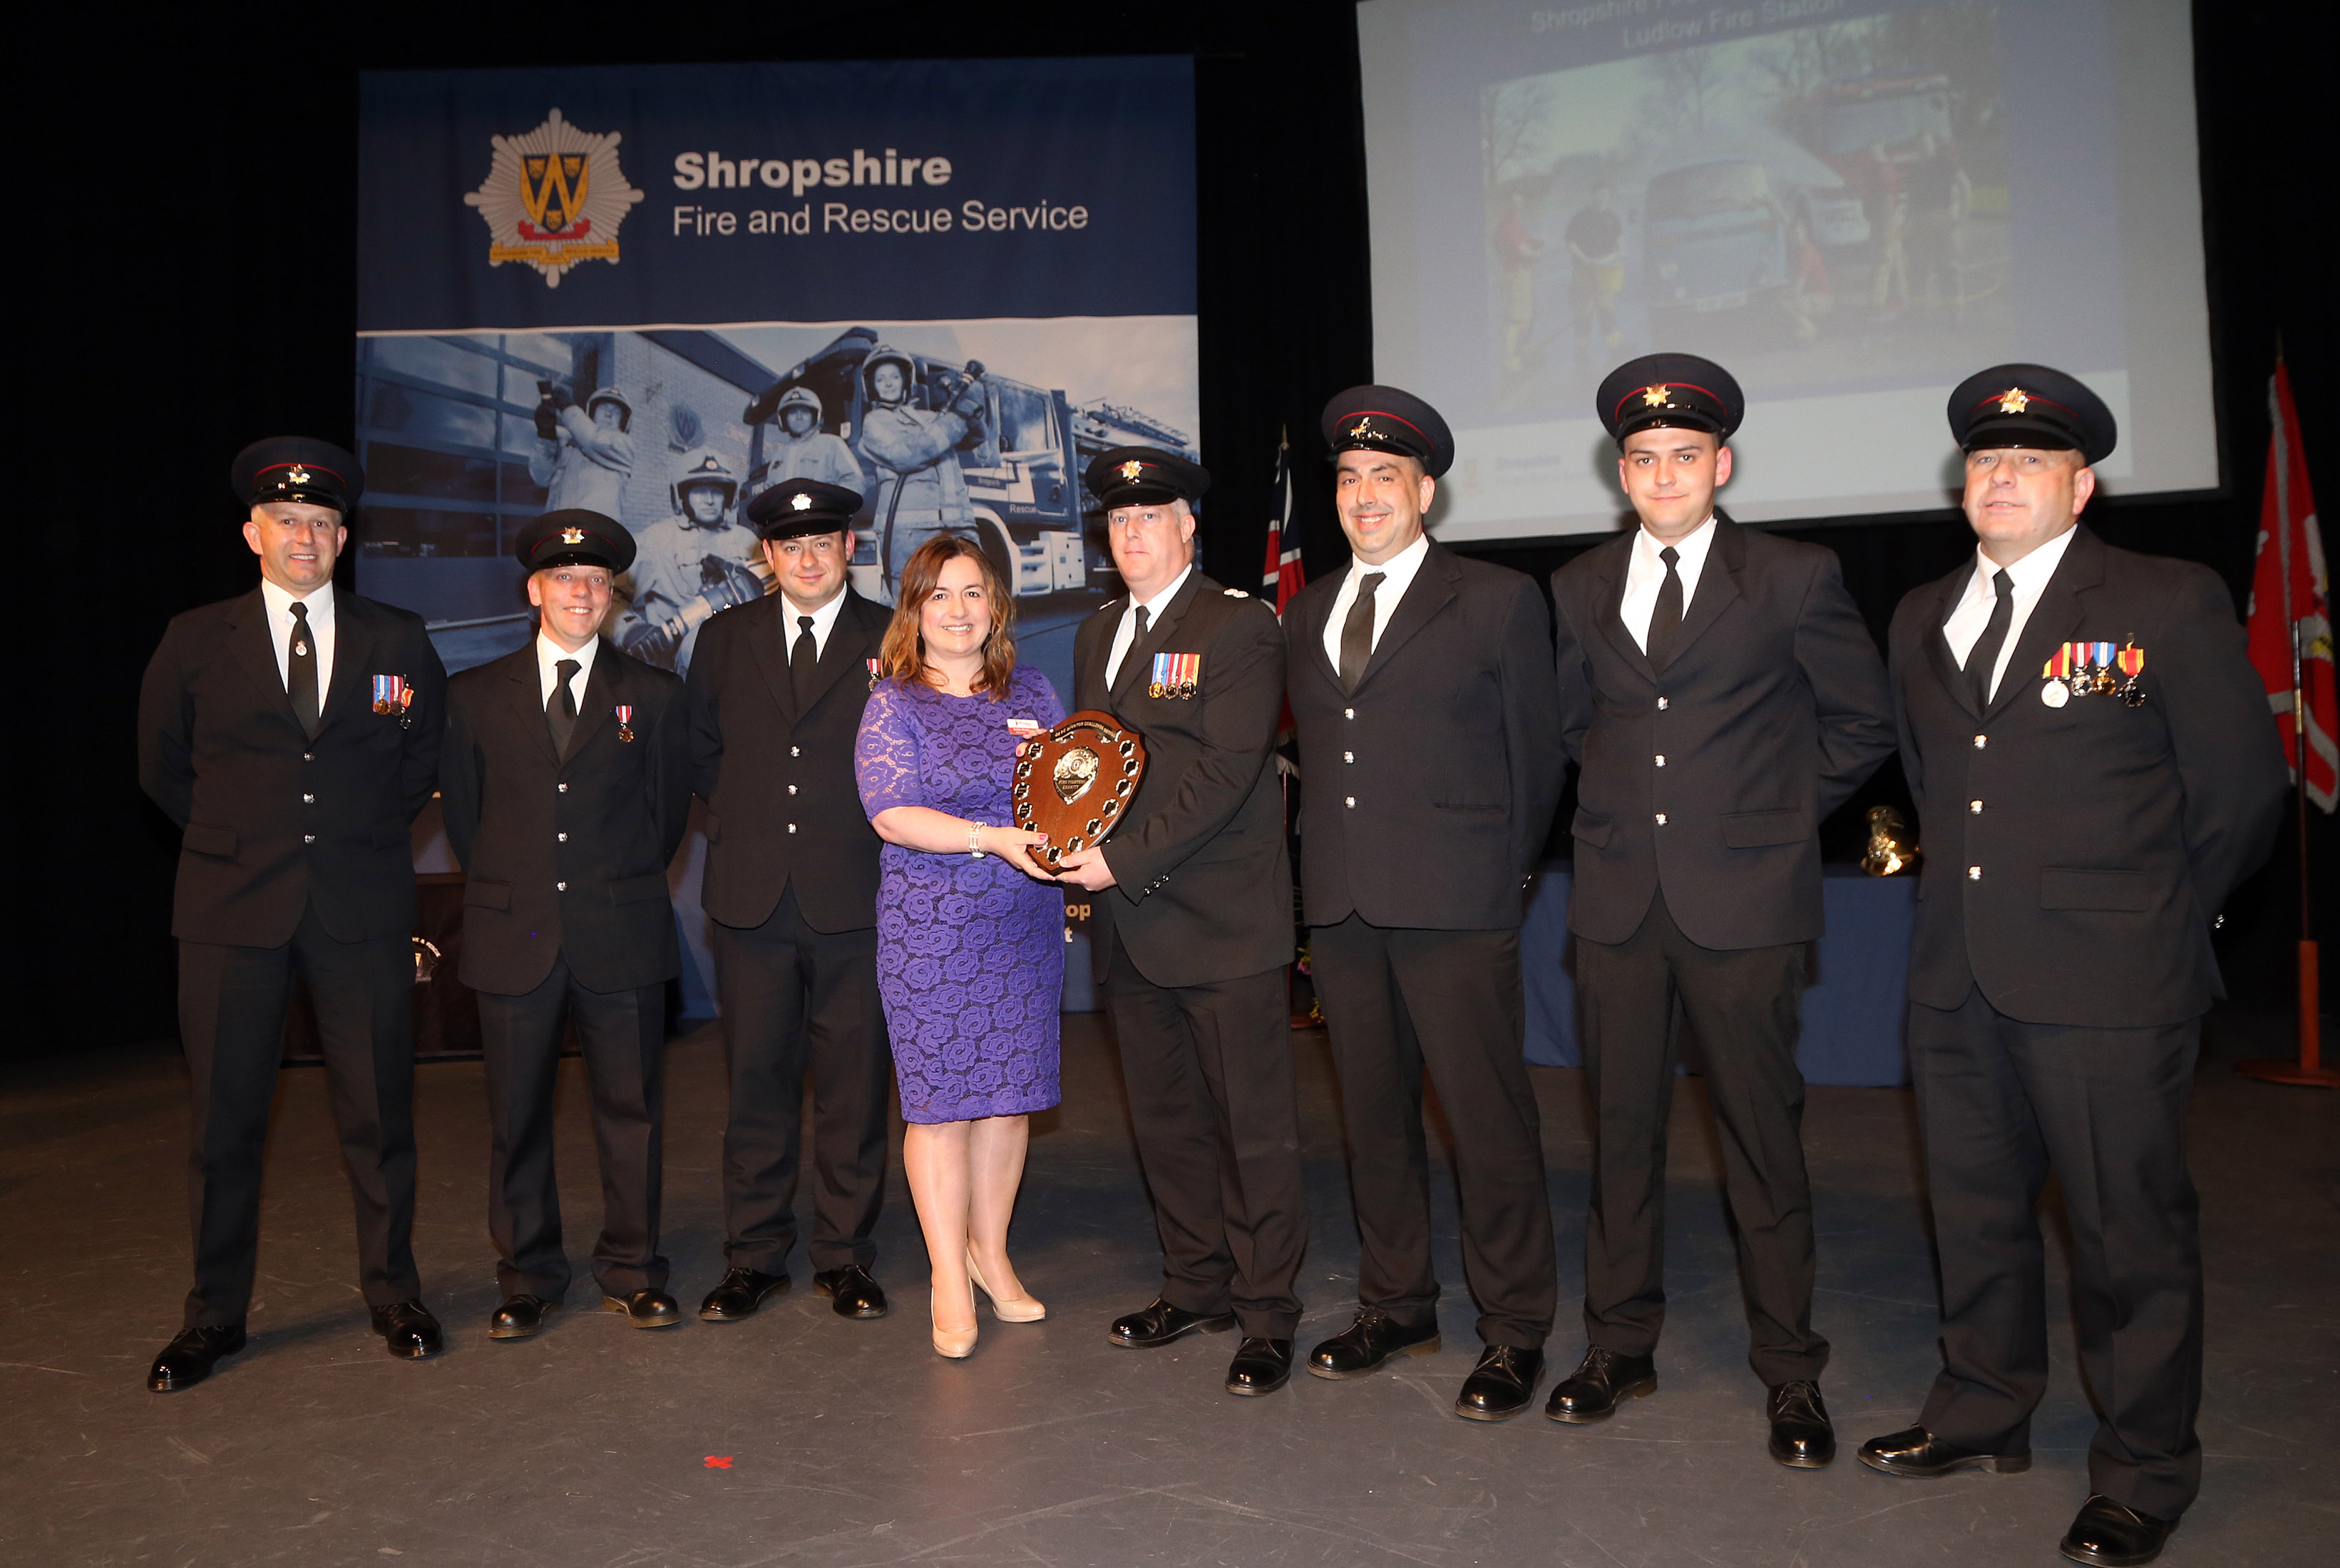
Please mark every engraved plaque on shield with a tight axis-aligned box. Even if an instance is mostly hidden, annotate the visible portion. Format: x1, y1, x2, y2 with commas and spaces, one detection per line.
1010, 710, 1149, 869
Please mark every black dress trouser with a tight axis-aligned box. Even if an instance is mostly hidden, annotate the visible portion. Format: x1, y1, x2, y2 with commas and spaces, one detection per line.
175, 899, 420, 1328
1908, 985, 2204, 1521
712, 883, 891, 1274
1103, 931, 1307, 1339
1308, 916, 1556, 1348
476, 951, 668, 1301
1573, 888, 1828, 1386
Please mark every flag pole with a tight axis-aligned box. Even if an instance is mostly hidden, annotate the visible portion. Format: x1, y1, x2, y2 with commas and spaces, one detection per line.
2239, 351, 2336, 1087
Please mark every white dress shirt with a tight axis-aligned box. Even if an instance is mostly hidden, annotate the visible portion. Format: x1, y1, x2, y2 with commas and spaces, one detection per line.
779, 588, 851, 662
259, 578, 337, 698
536, 630, 601, 709
1105, 563, 1194, 687
1940, 526, 2078, 701
1618, 514, 1717, 652
1320, 532, 1432, 670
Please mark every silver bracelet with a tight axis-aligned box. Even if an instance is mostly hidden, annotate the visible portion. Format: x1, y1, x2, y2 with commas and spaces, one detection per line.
967, 821, 987, 859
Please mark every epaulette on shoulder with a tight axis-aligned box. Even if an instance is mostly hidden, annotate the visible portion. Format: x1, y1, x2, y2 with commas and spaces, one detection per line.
1223, 588, 1248, 598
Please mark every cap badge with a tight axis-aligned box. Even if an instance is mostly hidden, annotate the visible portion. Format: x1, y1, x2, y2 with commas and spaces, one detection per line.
790, 492, 814, 511
1118, 459, 1145, 483
1349, 419, 1377, 439
559, 526, 586, 545
287, 465, 312, 485
1641, 386, 1670, 407
1997, 387, 2031, 414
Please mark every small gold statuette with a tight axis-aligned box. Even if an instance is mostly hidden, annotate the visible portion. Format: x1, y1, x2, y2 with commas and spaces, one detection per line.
1862, 804, 1920, 877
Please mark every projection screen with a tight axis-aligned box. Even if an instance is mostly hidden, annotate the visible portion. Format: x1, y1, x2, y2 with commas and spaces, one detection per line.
1358, 0, 2219, 541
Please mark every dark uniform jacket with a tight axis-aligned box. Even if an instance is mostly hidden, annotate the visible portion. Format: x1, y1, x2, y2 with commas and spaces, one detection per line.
1073, 570, 1293, 989
689, 590, 893, 933
438, 640, 691, 996
1889, 526, 2287, 1028
1551, 513, 1895, 949
1285, 541, 1564, 931
138, 588, 446, 947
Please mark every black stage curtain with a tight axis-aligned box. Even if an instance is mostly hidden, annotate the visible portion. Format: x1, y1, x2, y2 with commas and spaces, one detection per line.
14, 2, 2335, 1058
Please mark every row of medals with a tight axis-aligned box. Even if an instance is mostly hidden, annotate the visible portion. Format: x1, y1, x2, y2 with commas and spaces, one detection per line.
2042, 642, 2144, 709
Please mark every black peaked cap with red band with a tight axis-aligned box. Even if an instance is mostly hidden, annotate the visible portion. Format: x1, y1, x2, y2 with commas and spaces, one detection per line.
1948, 363, 2117, 465
1321, 385, 1455, 478
231, 436, 364, 513
514, 509, 637, 573
1086, 446, 1210, 511
746, 477, 865, 539
1595, 354, 1744, 444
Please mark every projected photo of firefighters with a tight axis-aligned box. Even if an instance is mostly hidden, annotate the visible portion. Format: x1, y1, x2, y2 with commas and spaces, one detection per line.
1481, 1, 2008, 408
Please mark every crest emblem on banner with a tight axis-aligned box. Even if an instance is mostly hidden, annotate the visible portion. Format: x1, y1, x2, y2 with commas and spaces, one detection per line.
462, 108, 645, 288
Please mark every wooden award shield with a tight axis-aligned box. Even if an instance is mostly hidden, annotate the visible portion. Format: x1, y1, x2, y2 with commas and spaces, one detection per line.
1012, 710, 1148, 869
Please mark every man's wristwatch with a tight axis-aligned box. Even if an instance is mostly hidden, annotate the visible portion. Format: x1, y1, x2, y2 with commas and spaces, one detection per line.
968, 821, 987, 859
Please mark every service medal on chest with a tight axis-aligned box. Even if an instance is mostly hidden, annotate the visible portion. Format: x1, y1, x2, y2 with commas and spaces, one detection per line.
614, 704, 635, 742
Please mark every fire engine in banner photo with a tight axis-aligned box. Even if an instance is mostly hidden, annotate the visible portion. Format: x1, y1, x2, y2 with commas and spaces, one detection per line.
742, 327, 1194, 606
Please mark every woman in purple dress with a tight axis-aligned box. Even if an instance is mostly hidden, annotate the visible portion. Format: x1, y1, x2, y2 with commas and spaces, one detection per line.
854, 536, 1064, 1358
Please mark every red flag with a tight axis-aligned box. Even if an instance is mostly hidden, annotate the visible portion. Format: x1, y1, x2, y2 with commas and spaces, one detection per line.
2247, 359, 2336, 812
1263, 429, 1305, 615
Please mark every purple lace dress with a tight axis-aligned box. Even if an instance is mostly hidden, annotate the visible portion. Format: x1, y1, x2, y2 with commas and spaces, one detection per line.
854, 666, 1066, 1124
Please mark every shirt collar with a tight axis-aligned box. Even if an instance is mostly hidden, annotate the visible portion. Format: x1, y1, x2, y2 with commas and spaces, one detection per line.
1633, 513, 1716, 573
1128, 563, 1194, 622
782, 587, 851, 642
260, 577, 334, 622
537, 631, 600, 685
1348, 531, 1430, 592
1971, 524, 2078, 600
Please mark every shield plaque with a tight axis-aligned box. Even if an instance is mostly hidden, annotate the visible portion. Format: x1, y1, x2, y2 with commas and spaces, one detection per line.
1010, 710, 1148, 869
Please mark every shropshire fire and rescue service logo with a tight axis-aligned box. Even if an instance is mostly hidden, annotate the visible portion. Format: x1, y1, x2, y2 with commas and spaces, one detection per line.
463, 108, 645, 288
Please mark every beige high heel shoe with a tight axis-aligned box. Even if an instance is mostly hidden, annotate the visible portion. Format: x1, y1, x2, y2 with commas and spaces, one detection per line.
965, 1249, 1046, 1323
931, 1277, 977, 1360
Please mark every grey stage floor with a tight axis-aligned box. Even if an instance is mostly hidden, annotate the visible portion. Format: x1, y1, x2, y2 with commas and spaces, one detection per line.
2, 1010, 2333, 1567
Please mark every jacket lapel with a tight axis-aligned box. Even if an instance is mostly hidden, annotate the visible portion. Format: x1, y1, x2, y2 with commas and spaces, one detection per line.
1922, 566, 1979, 719
225, 589, 299, 727
1295, 579, 1341, 687
1587, 536, 1651, 675
1111, 573, 1205, 703
322, 593, 375, 725
745, 595, 797, 723
1075, 601, 1119, 710
792, 593, 874, 719
564, 642, 622, 759
1661, 514, 1744, 669
504, 645, 560, 765
1984, 526, 2104, 722
1357, 544, 1458, 688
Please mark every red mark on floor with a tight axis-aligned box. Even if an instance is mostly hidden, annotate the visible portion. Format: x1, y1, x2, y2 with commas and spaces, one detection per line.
704, 1456, 733, 1469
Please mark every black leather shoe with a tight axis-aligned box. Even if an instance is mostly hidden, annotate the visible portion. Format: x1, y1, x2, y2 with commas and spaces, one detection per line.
812, 1265, 888, 1319
1225, 1337, 1293, 1396
370, 1300, 445, 1359
1544, 1346, 1657, 1423
2059, 1495, 2176, 1567
1857, 1425, 2031, 1477
1766, 1379, 1836, 1467
148, 1323, 246, 1391
602, 1288, 683, 1328
698, 1267, 791, 1321
1456, 1344, 1544, 1421
1306, 1309, 1441, 1380
1109, 1298, 1236, 1348
488, 1294, 560, 1340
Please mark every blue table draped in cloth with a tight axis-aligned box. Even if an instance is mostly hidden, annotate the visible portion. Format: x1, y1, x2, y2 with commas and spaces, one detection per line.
1521, 861, 1917, 1087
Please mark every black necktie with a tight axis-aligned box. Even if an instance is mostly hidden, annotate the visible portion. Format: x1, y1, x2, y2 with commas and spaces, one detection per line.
1338, 572, 1385, 695
1966, 568, 2015, 711
791, 615, 818, 709
287, 600, 321, 738
548, 657, 580, 756
1645, 545, 1684, 670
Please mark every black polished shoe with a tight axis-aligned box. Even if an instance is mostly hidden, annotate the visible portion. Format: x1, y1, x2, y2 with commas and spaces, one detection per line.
1225, 1337, 1294, 1396
1109, 1298, 1237, 1348
2059, 1495, 2176, 1567
1544, 1346, 1657, 1423
1857, 1425, 2031, 1477
370, 1300, 445, 1360
1766, 1379, 1836, 1468
812, 1265, 888, 1319
1456, 1344, 1544, 1422
147, 1323, 246, 1391
488, 1294, 560, 1340
697, 1267, 791, 1321
602, 1288, 683, 1328
1306, 1309, 1441, 1380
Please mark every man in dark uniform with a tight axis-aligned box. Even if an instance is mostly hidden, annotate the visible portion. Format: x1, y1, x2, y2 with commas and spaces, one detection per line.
1056, 448, 1306, 1397
1545, 354, 1895, 1460
137, 439, 448, 1390
689, 478, 897, 1323
1284, 387, 1566, 1422
438, 511, 693, 1340
1860, 367, 2285, 1567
